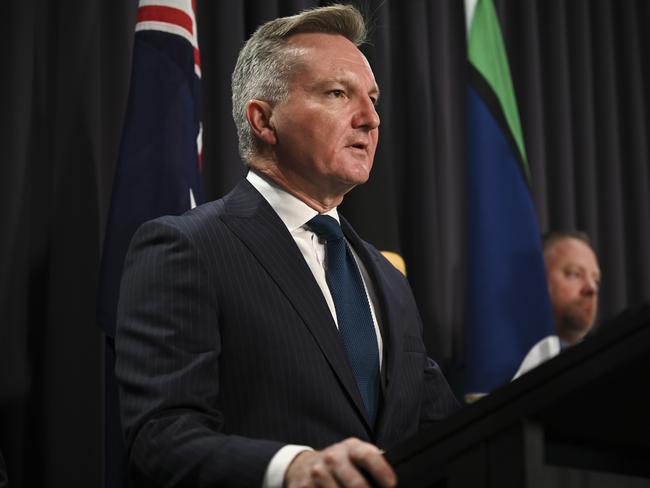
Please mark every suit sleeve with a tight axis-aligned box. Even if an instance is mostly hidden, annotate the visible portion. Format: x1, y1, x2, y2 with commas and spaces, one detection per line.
115, 218, 283, 487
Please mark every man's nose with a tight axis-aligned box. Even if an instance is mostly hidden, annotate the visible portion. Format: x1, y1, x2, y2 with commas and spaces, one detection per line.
582, 278, 598, 296
352, 97, 380, 130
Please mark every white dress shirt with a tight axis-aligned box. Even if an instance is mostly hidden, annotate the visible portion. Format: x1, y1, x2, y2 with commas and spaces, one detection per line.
245, 171, 383, 488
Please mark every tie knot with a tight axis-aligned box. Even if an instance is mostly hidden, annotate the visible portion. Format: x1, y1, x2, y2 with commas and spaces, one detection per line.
307, 215, 344, 242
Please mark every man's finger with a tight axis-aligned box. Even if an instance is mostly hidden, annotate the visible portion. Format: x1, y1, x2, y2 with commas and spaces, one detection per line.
326, 450, 372, 488
309, 458, 339, 488
345, 440, 397, 488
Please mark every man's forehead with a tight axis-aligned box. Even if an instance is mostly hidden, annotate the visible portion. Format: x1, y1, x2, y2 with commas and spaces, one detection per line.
549, 238, 600, 271
288, 33, 370, 66
287, 33, 378, 90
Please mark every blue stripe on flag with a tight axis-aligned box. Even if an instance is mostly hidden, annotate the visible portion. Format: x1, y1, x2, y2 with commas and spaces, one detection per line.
465, 86, 554, 393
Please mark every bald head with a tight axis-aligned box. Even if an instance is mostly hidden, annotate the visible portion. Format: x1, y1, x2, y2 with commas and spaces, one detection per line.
543, 234, 601, 345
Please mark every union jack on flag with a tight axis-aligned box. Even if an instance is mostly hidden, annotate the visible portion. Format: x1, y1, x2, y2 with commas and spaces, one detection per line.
136, 0, 202, 78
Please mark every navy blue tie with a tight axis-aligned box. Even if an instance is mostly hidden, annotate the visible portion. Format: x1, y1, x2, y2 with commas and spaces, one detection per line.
307, 215, 381, 424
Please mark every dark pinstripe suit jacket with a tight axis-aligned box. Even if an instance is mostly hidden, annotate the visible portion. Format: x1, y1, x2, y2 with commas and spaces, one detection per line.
115, 179, 458, 487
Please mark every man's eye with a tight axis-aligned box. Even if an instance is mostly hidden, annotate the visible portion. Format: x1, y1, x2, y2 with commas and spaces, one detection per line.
564, 269, 579, 278
329, 89, 345, 98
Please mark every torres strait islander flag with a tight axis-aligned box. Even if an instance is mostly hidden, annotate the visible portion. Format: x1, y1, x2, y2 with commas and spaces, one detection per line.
97, 0, 203, 337
464, 0, 559, 400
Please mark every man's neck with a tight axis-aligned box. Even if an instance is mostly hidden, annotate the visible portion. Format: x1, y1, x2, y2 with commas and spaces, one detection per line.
250, 165, 344, 213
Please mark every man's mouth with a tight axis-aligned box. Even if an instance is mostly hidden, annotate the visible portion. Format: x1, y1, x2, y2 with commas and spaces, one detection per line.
348, 142, 367, 150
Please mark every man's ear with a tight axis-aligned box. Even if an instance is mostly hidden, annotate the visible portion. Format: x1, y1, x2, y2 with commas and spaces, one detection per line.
245, 99, 277, 146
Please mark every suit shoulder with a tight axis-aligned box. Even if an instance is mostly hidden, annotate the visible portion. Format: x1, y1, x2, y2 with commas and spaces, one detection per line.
140, 199, 228, 239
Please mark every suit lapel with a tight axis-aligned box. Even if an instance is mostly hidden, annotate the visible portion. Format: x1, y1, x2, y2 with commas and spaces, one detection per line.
221, 180, 373, 432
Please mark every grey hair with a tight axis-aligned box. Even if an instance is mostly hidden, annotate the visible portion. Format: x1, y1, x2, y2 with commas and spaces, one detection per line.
231, 4, 368, 164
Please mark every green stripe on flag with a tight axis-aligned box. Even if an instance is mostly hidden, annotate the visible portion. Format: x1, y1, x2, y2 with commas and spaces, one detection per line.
468, 0, 529, 178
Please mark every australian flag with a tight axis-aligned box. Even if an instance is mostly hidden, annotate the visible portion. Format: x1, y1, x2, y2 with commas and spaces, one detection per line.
97, 0, 203, 338
97, 1, 203, 486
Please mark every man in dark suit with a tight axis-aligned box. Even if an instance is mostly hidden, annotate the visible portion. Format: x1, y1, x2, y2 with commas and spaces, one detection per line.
115, 5, 458, 487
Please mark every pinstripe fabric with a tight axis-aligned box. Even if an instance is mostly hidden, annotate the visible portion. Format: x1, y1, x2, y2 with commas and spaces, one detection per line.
115, 179, 458, 487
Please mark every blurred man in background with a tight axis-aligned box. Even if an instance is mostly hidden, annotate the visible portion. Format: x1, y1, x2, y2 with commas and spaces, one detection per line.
543, 231, 601, 347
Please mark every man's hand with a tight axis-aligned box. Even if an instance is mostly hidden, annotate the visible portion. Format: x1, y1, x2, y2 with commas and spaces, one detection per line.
284, 437, 397, 488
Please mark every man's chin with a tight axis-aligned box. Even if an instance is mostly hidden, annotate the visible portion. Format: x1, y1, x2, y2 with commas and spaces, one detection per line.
340, 155, 373, 179
563, 310, 595, 336
337, 171, 371, 192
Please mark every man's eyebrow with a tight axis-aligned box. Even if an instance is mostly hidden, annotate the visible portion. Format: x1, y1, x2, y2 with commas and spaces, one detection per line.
317, 77, 380, 99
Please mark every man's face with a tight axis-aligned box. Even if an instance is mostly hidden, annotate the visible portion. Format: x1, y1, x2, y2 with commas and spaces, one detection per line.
268, 33, 380, 206
544, 238, 601, 344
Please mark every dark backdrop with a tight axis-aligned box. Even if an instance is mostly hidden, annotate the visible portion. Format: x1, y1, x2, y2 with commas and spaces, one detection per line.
1, 1, 648, 486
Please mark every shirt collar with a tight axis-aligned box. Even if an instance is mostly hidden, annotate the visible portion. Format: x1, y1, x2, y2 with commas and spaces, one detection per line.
246, 170, 340, 231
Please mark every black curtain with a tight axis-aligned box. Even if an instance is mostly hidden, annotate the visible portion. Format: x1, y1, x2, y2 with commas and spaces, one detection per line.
496, 0, 650, 323
1, 1, 648, 486
0, 0, 135, 485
